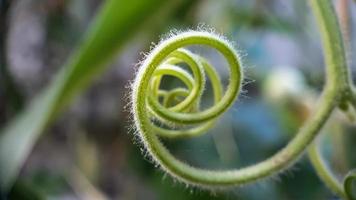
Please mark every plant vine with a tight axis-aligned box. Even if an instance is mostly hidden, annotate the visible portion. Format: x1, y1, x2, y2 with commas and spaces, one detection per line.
130, 0, 355, 198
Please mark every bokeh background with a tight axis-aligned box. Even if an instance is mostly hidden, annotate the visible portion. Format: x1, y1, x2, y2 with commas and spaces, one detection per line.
1, 0, 356, 199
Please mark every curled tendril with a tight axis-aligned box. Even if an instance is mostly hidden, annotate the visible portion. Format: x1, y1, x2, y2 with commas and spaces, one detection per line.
129, 0, 355, 196
131, 30, 246, 186
131, 29, 334, 188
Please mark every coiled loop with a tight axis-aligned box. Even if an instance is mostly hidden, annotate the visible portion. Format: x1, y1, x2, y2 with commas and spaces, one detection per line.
133, 31, 243, 139
132, 31, 244, 186
131, 0, 356, 194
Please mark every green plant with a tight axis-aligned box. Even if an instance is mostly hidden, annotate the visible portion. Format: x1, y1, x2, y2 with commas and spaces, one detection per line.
131, 0, 356, 199
0, 0, 354, 199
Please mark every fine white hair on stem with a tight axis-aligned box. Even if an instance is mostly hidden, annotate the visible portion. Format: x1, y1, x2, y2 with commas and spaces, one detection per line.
124, 1, 356, 199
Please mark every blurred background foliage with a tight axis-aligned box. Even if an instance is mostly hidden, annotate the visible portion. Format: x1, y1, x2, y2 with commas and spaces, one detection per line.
0, 0, 355, 199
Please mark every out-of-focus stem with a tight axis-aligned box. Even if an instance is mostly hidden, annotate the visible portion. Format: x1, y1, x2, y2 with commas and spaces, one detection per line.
308, 139, 347, 199
337, 0, 351, 66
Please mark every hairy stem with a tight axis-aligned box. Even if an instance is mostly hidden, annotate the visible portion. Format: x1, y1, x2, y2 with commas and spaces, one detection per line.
131, 0, 354, 191
308, 138, 346, 199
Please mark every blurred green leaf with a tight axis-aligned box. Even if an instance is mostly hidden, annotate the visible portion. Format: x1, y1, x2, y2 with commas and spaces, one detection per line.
0, 0, 179, 192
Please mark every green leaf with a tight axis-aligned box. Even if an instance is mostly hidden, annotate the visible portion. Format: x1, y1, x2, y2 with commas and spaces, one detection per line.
0, 0, 176, 192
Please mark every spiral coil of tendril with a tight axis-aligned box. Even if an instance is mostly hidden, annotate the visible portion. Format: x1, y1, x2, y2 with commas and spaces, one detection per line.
131, 28, 356, 195
130, 0, 356, 196
141, 35, 240, 139
132, 31, 244, 186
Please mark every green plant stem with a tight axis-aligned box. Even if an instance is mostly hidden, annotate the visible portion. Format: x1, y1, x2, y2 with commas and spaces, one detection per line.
309, 134, 356, 200
132, 27, 337, 186
310, 0, 350, 88
131, 0, 354, 189
308, 138, 346, 199
309, 1, 356, 198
